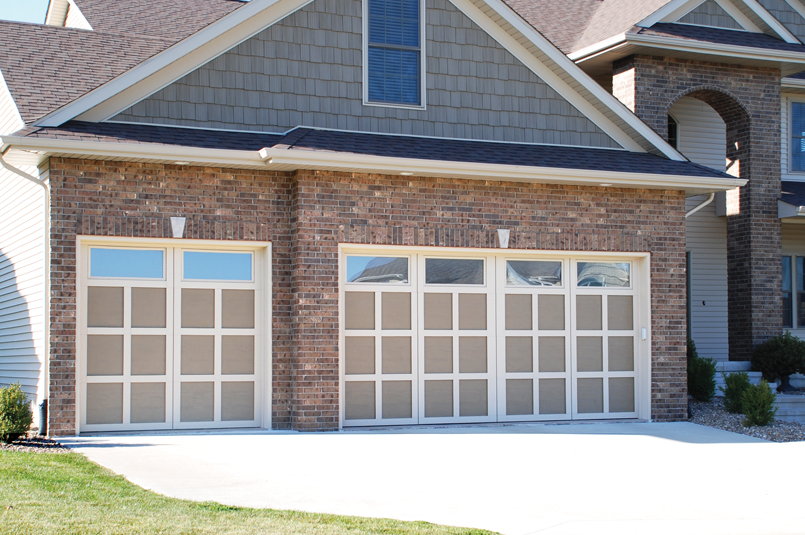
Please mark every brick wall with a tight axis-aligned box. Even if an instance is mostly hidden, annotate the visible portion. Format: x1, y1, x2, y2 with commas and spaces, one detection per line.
613, 55, 783, 360
48, 158, 688, 434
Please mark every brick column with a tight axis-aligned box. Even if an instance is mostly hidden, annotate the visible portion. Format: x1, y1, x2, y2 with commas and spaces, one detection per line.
613, 55, 782, 359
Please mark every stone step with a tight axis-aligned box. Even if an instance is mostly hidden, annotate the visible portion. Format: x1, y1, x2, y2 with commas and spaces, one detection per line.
774, 395, 805, 424
714, 370, 764, 397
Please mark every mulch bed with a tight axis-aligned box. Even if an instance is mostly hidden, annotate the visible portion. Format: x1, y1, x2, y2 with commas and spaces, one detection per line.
688, 397, 805, 443
0, 431, 70, 454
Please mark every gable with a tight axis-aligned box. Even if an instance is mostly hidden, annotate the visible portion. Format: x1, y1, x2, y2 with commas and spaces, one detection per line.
111, 0, 620, 148
677, 0, 744, 29
757, 0, 805, 42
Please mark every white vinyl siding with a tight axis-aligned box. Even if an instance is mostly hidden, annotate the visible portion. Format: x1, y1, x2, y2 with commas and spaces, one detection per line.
64, 0, 92, 30
0, 69, 48, 414
671, 97, 729, 361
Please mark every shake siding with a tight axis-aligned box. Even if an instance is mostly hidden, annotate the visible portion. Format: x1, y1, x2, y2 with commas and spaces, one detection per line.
0, 71, 47, 411
672, 97, 729, 361
678, 0, 743, 30
113, 0, 618, 148
757, 0, 805, 42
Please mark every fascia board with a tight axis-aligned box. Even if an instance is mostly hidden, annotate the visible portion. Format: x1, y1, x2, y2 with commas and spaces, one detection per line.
638, 0, 705, 28
0, 136, 267, 168
569, 34, 628, 61
452, 0, 686, 161
35, 0, 314, 127
626, 33, 805, 63
44, 0, 68, 26
0, 135, 745, 193
740, 0, 801, 43
257, 148, 746, 193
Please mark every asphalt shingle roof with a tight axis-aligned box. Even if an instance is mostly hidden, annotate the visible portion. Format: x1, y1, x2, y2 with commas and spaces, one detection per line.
781, 181, 805, 206
13, 121, 733, 179
74, 0, 244, 42
634, 23, 805, 53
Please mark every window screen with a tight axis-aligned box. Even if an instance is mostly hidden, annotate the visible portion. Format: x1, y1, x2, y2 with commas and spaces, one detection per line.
367, 0, 421, 106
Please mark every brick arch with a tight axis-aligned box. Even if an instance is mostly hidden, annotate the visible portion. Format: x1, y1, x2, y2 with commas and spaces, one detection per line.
666, 86, 751, 173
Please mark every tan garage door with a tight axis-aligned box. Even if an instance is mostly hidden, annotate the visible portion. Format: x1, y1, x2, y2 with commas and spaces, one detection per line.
79, 242, 266, 433
341, 250, 645, 427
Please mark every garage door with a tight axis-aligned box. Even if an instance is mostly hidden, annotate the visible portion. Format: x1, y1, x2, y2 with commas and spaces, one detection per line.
79, 242, 266, 432
341, 250, 646, 427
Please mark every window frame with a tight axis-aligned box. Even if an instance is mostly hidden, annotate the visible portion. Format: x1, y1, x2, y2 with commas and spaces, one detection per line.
362, 0, 427, 110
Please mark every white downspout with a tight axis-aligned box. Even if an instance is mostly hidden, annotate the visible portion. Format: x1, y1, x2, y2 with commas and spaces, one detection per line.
0, 147, 50, 435
685, 192, 715, 218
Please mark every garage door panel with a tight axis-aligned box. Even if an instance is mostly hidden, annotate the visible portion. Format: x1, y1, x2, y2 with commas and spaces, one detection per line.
342, 251, 644, 427
341, 254, 418, 425
81, 243, 264, 432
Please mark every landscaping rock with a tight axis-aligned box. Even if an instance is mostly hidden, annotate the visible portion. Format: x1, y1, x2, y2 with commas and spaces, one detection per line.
0, 431, 70, 454
689, 397, 805, 442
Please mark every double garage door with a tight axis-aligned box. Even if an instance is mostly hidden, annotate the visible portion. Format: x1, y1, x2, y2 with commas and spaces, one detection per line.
340, 250, 648, 426
78, 241, 267, 433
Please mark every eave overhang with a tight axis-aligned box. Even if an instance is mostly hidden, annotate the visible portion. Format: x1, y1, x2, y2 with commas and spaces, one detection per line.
571, 33, 805, 77
779, 199, 805, 221
0, 135, 746, 195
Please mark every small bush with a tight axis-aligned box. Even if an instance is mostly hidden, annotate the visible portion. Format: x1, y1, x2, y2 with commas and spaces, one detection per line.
687, 338, 717, 402
752, 331, 805, 383
0, 383, 33, 443
741, 380, 777, 427
721, 371, 752, 414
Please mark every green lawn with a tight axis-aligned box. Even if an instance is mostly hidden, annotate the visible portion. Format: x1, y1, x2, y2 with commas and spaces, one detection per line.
0, 451, 497, 535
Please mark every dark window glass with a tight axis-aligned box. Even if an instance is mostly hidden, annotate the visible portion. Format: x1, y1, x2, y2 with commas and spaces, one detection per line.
425, 258, 483, 285
367, 0, 420, 105
792, 102, 805, 171
797, 257, 805, 328
667, 115, 678, 150
506, 261, 562, 286
783, 256, 792, 328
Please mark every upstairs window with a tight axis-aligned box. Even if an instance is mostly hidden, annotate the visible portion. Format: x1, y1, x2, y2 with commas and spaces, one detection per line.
792, 102, 805, 172
365, 0, 424, 107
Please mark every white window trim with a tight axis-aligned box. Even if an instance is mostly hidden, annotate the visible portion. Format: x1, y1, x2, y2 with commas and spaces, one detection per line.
74, 235, 273, 435
362, 0, 428, 110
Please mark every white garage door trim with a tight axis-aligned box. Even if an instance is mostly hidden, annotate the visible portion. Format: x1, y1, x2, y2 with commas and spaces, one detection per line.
339, 245, 651, 428
75, 236, 272, 435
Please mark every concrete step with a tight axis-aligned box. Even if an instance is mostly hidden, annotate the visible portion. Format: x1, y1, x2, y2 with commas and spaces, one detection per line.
775, 394, 805, 424
714, 367, 764, 397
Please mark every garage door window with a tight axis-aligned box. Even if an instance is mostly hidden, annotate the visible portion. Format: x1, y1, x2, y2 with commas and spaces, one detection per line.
505, 260, 562, 287
577, 262, 630, 288
183, 251, 252, 281
90, 248, 165, 279
425, 258, 484, 284
347, 256, 409, 283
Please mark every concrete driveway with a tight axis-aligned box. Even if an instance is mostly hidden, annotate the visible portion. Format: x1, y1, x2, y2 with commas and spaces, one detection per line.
61, 422, 805, 535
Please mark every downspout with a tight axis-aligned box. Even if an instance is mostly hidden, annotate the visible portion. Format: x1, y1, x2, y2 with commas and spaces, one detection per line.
0, 147, 50, 435
685, 192, 715, 218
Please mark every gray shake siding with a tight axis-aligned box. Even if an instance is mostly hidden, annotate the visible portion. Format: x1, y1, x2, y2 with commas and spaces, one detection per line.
113, 0, 619, 148
678, 0, 743, 30
757, 0, 805, 42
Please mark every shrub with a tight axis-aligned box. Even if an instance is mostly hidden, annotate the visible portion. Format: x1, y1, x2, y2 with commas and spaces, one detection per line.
741, 380, 777, 427
0, 383, 33, 443
687, 338, 717, 402
752, 331, 805, 384
721, 371, 752, 414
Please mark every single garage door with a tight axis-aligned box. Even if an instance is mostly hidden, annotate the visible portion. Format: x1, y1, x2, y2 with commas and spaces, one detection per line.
78, 241, 267, 433
340, 249, 647, 427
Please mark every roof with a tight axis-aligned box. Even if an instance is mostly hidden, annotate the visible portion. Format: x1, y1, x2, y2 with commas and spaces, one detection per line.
0, 21, 168, 124
72, 0, 244, 42
781, 180, 805, 206
12, 121, 732, 179
633, 22, 805, 53
501, 0, 670, 54
0, 0, 246, 124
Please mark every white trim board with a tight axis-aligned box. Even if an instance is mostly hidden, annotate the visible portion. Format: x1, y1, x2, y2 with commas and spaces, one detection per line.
32, 0, 686, 161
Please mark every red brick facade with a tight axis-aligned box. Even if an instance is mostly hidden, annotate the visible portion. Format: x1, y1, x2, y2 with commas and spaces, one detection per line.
48, 157, 688, 434
613, 55, 783, 360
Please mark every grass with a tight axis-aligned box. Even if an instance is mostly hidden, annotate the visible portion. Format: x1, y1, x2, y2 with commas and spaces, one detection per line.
0, 451, 497, 535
